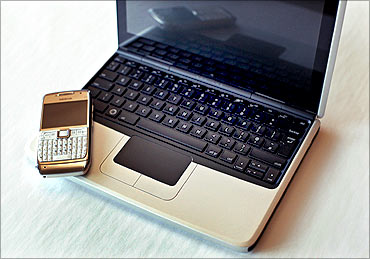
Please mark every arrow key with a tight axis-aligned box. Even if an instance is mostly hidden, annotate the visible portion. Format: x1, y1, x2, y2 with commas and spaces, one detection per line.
234, 157, 250, 172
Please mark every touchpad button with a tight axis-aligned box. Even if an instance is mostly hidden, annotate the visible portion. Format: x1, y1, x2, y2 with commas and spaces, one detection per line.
113, 136, 191, 186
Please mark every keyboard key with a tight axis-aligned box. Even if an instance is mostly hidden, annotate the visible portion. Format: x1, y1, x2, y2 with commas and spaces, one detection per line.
106, 107, 120, 118
154, 89, 169, 100
263, 140, 279, 153
233, 129, 249, 142
112, 85, 126, 96
177, 109, 192, 121
149, 111, 165, 122
162, 116, 178, 128
208, 108, 223, 120
234, 157, 249, 172
194, 103, 209, 115
220, 150, 237, 164
263, 168, 280, 184
190, 127, 207, 139
150, 99, 165, 110
208, 97, 223, 108
125, 60, 138, 67
137, 95, 152, 106
168, 83, 182, 93
205, 120, 220, 131
249, 148, 286, 169
219, 124, 235, 137
117, 65, 132, 75
181, 99, 196, 110
222, 114, 238, 125
205, 145, 222, 158
177, 121, 192, 134
234, 143, 250, 155
247, 134, 264, 147
191, 115, 206, 126
265, 128, 281, 141
137, 119, 207, 152
99, 70, 118, 82
129, 69, 144, 80
128, 80, 143, 91
163, 104, 179, 115
98, 93, 113, 102
135, 106, 152, 117
114, 56, 125, 64
204, 132, 221, 144
117, 111, 139, 125
116, 75, 131, 86
180, 88, 195, 98
250, 123, 266, 135
110, 96, 125, 108
286, 128, 302, 138
122, 101, 138, 112
249, 160, 268, 172
236, 119, 250, 130
141, 73, 157, 84
141, 85, 156, 95
219, 137, 235, 150
155, 79, 171, 89
246, 168, 264, 179
123, 90, 139, 101
249, 111, 265, 123
167, 94, 182, 105
93, 100, 108, 113
91, 78, 114, 91
277, 142, 296, 158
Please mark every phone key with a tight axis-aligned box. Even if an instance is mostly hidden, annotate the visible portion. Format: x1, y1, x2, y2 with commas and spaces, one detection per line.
53, 154, 71, 161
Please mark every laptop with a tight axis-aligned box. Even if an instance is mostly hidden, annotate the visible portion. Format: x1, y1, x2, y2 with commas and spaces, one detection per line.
71, 0, 346, 251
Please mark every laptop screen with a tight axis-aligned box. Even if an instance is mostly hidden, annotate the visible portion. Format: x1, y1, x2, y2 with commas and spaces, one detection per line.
116, 1, 339, 114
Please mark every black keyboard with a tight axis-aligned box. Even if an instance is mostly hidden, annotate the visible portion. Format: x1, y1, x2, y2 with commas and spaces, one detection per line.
85, 53, 312, 189
122, 35, 312, 96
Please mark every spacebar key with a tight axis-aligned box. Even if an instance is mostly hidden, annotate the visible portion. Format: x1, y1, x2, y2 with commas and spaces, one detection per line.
137, 119, 207, 152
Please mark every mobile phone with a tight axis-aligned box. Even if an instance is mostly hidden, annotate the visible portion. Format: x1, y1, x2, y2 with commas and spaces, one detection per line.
148, 6, 236, 31
37, 90, 92, 178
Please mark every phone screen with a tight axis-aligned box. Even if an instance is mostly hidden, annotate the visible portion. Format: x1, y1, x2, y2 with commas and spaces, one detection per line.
42, 100, 87, 129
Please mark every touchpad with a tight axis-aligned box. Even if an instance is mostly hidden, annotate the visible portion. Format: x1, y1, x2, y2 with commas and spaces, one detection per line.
113, 136, 191, 186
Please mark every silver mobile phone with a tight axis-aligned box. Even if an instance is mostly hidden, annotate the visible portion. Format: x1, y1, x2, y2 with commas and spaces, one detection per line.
37, 90, 92, 178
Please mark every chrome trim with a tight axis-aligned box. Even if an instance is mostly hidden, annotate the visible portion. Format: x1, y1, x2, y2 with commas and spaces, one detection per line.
317, 0, 347, 118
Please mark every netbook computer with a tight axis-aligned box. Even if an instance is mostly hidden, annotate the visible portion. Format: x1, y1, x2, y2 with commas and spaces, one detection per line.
71, 0, 346, 251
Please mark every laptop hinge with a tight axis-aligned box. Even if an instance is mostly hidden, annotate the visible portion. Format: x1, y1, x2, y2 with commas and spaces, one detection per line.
116, 49, 315, 121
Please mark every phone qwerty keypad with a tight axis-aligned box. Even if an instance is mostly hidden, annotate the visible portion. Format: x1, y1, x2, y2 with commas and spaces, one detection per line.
38, 127, 88, 162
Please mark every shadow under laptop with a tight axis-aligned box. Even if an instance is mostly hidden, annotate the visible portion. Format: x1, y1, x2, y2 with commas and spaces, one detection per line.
252, 127, 337, 253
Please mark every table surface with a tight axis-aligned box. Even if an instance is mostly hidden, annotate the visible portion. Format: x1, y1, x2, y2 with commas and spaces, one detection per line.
1, 1, 369, 258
